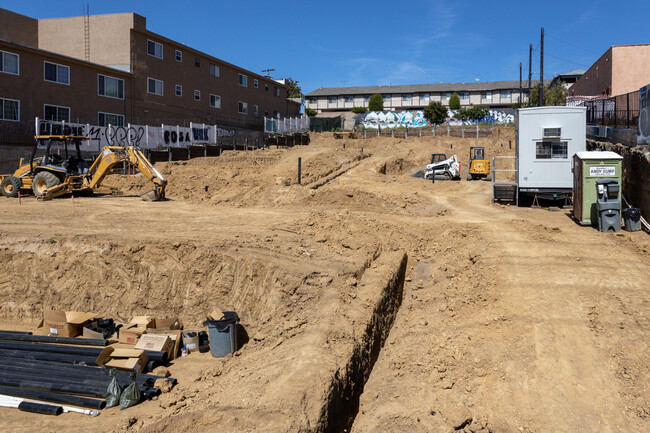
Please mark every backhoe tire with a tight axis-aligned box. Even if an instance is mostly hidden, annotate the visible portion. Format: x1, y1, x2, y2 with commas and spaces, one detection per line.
1, 176, 22, 197
32, 172, 61, 197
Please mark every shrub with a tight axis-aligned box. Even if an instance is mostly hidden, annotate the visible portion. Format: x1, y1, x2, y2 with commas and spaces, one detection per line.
351, 106, 367, 114
449, 92, 461, 110
305, 107, 317, 117
423, 101, 448, 125
368, 94, 383, 111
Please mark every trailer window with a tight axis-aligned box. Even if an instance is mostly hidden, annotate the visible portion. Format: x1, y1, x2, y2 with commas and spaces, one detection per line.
536, 141, 568, 159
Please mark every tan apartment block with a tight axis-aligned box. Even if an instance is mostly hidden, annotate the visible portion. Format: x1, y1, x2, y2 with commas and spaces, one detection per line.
305, 81, 532, 113
569, 44, 650, 97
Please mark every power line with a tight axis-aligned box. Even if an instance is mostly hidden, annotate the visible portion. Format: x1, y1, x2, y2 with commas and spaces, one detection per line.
544, 52, 590, 68
545, 33, 600, 55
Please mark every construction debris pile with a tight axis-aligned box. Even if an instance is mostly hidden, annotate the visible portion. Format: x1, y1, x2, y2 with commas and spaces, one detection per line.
0, 309, 199, 417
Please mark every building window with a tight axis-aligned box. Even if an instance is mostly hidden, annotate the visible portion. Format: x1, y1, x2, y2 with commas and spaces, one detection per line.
383, 95, 391, 104
238, 101, 248, 114
536, 141, 568, 159
328, 97, 337, 105
543, 127, 561, 137
265, 84, 269, 91
402, 94, 412, 104
444, 92, 451, 100
345, 96, 354, 103
195, 57, 200, 67
420, 93, 429, 102
481, 92, 492, 100
210, 64, 220, 77
254, 105, 259, 115
274, 86, 280, 97
364, 95, 371, 103
254, 79, 258, 88
44, 62, 69, 85
0, 51, 19, 75
209, 94, 221, 108
98, 112, 124, 127
147, 77, 163, 96
460, 92, 470, 101
44, 104, 70, 122
500, 90, 511, 99
238, 74, 247, 87
147, 40, 163, 59
175, 50, 182, 62
0, 98, 19, 121
175, 85, 182, 97
264, 109, 269, 116
194, 90, 201, 101
98, 74, 124, 99
274, 111, 280, 119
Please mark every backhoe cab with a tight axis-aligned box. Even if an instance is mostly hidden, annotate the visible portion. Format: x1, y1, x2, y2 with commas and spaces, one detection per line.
467, 146, 491, 181
0, 135, 166, 201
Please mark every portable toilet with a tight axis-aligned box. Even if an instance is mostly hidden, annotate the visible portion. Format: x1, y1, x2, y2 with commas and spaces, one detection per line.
572, 151, 623, 225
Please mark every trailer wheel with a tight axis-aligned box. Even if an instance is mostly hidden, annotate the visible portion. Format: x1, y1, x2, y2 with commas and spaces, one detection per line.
1, 176, 22, 197
32, 172, 61, 197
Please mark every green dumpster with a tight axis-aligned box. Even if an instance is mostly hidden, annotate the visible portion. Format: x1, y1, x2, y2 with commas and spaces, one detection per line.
573, 151, 623, 226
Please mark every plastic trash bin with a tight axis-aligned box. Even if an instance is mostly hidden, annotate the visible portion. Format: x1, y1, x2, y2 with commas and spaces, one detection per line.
622, 208, 641, 231
203, 311, 239, 357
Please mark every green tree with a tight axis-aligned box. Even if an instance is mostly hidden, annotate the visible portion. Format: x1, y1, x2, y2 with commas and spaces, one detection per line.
284, 78, 302, 98
305, 107, 317, 117
423, 101, 448, 125
529, 82, 568, 106
454, 105, 489, 121
449, 92, 461, 110
351, 106, 367, 113
368, 94, 383, 111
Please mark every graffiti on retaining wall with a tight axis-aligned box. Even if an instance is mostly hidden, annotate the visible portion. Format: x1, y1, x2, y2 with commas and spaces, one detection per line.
639, 84, 650, 145
359, 109, 515, 128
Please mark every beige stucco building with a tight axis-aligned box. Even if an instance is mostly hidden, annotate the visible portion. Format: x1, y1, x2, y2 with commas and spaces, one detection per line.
569, 44, 650, 97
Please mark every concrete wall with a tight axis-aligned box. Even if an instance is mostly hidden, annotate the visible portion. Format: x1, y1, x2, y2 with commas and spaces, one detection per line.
587, 139, 650, 221
38, 13, 137, 69
0, 9, 38, 46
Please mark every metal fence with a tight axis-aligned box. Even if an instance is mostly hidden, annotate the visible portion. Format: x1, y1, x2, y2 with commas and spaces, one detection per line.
570, 90, 640, 129
264, 116, 310, 134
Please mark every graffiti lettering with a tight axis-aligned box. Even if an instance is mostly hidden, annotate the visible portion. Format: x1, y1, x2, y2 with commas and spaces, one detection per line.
359, 109, 515, 129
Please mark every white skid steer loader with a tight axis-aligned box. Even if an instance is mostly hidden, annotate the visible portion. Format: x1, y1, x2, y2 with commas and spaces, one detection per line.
424, 153, 461, 181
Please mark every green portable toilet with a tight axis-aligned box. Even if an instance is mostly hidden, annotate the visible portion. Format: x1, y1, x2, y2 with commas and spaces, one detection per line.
573, 151, 623, 225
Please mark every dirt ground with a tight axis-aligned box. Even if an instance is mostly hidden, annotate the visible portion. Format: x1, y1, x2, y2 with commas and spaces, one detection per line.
0, 128, 648, 433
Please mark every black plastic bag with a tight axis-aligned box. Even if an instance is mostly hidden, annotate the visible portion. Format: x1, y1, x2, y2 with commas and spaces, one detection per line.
119, 372, 141, 410
105, 369, 122, 408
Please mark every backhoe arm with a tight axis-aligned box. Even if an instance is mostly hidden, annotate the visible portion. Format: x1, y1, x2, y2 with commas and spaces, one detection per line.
86, 146, 167, 200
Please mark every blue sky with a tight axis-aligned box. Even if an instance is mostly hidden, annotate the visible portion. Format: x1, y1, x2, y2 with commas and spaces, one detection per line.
3, 0, 648, 94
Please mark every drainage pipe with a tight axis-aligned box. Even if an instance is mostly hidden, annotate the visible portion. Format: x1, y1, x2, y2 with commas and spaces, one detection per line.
0, 385, 105, 409
0, 375, 108, 398
0, 334, 108, 346
0, 349, 98, 365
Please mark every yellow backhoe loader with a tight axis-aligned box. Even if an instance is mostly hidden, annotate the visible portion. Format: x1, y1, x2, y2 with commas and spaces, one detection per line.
0, 135, 166, 200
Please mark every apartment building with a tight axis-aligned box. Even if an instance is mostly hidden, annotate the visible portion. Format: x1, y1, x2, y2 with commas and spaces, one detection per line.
0, 8, 300, 136
305, 80, 530, 113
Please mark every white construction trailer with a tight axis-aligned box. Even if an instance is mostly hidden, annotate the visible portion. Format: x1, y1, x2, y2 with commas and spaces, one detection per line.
514, 106, 586, 204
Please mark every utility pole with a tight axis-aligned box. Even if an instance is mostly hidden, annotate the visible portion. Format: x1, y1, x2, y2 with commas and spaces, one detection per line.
528, 44, 532, 106
519, 62, 522, 103
539, 27, 544, 107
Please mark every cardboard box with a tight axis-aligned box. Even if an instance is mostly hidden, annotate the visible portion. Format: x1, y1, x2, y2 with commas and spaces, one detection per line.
183, 331, 199, 353
119, 324, 147, 345
130, 316, 155, 328
39, 311, 97, 338
151, 318, 181, 330
81, 321, 117, 341
135, 334, 174, 359
146, 329, 182, 359
98, 347, 149, 373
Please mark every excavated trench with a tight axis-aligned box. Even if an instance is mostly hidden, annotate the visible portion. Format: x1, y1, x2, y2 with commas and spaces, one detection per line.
318, 253, 408, 433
